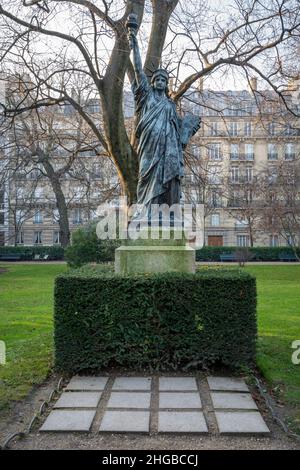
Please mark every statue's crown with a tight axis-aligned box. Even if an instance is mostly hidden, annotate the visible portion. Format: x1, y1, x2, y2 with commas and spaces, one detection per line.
151, 69, 169, 83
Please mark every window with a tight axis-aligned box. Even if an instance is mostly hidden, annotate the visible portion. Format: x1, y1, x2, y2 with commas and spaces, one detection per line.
0, 212, 4, 225
73, 208, 82, 224
245, 166, 253, 182
245, 143, 254, 160
229, 122, 238, 136
287, 235, 296, 246
30, 168, 41, 180
210, 122, 218, 136
210, 190, 222, 207
93, 164, 102, 179
230, 166, 239, 183
53, 208, 60, 223
53, 231, 60, 244
268, 122, 275, 135
16, 231, 24, 244
284, 143, 295, 160
230, 143, 239, 160
211, 213, 220, 226
269, 235, 279, 247
34, 209, 43, 224
208, 143, 221, 160
191, 145, 201, 158
267, 143, 278, 160
33, 231, 42, 244
244, 122, 252, 136
237, 235, 249, 247
268, 166, 278, 184
34, 187, 44, 199
208, 166, 221, 184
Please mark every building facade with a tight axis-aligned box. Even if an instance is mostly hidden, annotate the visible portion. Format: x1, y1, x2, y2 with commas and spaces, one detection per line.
0, 78, 299, 247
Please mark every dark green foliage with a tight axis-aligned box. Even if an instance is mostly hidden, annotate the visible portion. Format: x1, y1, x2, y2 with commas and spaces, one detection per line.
196, 246, 300, 262
0, 245, 64, 260
54, 266, 257, 373
65, 223, 121, 267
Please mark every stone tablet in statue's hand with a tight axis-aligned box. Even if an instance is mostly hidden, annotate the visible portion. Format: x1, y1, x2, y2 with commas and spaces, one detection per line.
193, 116, 201, 134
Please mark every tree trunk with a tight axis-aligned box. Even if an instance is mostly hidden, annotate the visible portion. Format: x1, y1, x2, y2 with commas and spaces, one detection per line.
41, 161, 70, 247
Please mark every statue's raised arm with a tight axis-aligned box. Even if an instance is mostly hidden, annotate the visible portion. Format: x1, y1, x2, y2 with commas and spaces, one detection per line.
126, 14, 145, 86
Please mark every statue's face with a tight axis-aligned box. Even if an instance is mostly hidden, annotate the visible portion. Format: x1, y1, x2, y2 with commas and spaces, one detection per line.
153, 75, 168, 91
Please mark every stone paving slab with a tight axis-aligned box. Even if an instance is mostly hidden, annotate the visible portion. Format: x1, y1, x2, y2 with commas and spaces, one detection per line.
159, 377, 198, 391
159, 392, 202, 409
100, 411, 150, 433
211, 392, 258, 410
53, 392, 102, 409
215, 411, 270, 434
107, 392, 151, 409
158, 411, 208, 433
207, 377, 249, 392
40, 410, 96, 432
66, 376, 108, 391
112, 377, 152, 390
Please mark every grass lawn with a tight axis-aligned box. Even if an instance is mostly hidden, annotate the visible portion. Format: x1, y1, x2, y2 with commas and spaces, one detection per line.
0, 263, 299, 430
0, 263, 67, 412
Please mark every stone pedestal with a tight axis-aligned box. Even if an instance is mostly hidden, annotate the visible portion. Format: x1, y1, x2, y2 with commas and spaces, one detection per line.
115, 228, 195, 274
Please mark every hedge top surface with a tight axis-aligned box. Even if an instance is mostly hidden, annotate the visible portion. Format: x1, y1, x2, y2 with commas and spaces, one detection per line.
57, 264, 255, 282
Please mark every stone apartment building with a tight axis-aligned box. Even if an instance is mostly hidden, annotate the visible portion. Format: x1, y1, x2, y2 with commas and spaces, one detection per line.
0, 77, 299, 247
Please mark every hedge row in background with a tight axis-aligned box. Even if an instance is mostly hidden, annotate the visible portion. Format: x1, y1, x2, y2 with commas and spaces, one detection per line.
0, 245, 64, 260
196, 246, 300, 261
54, 266, 257, 372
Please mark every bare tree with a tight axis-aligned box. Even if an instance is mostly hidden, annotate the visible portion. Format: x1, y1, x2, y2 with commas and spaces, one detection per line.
0, 89, 119, 246
0, 0, 299, 205
260, 156, 300, 258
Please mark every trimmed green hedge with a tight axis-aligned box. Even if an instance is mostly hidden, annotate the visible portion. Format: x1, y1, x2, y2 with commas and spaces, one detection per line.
54, 266, 257, 372
196, 246, 300, 262
0, 245, 64, 260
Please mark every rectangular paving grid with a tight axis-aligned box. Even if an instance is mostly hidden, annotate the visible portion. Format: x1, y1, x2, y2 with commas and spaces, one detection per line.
107, 392, 151, 409
54, 392, 101, 409
215, 411, 270, 434
100, 410, 150, 433
39, 375, 271, 435
211, 392, 258, 410
207, 376, 249, 392
66, 376, 108, 391
158, 411, 208, 433
159, 377, 198, 391
159, 392, 202, 409
112, 377, 151, 390
40, 410, 96, 432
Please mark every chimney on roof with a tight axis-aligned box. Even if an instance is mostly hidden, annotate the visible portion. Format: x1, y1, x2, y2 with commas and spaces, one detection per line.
249, 77, 258, 93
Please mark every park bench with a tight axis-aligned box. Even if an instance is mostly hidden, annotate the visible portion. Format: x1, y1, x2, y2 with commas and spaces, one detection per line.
278, 252, 298, 262
219, 253, 236, 262
0, 253, 22, 261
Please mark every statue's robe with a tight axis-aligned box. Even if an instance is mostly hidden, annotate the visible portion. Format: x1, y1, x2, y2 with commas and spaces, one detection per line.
132, 73, 183, 209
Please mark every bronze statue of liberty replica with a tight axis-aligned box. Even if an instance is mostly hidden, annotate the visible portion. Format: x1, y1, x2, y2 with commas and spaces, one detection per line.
126, 14, 201, 224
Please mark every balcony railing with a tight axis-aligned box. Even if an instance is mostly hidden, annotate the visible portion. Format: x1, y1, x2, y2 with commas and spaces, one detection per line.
284, 153, 295, 160
230, 153, 254, 161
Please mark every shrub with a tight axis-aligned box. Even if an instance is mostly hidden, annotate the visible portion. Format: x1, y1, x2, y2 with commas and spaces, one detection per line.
64, 222, 121, 267
54, 266, 257, 373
